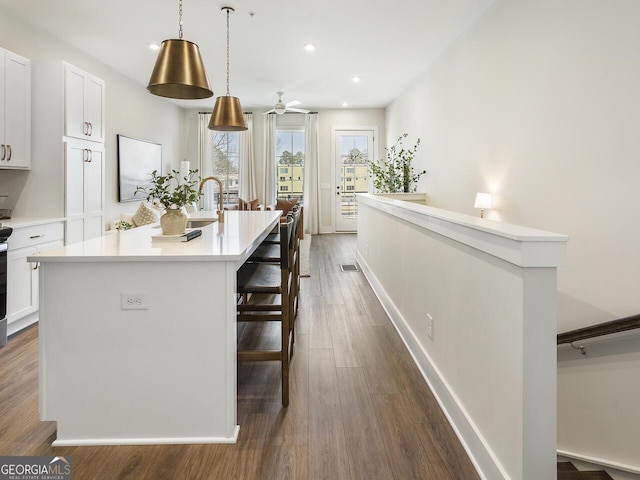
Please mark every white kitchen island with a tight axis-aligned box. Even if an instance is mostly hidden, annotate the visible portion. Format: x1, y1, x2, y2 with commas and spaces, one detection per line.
29, 210, 281, 446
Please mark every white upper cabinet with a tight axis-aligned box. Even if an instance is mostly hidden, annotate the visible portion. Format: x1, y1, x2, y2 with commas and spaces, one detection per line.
64, 63, 104, 143
0, 48, 31, 169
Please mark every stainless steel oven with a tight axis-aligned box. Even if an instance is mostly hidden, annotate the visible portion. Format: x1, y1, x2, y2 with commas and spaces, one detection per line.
0, 225, 12, 347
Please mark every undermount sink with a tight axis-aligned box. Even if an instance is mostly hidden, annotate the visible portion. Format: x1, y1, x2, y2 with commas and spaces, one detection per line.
186, 220, 217, 228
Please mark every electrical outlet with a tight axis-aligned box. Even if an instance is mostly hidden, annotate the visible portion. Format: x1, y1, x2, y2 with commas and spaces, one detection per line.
121, 292, 149, 310
427, 313, 434, 340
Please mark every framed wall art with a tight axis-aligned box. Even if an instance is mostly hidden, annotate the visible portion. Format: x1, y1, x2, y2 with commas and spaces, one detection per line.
117, 135, 162, 202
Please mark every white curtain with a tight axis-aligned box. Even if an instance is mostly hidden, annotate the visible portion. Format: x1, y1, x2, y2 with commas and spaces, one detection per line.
303, 113, 320, 234
198, 113, 215, 211
262, 114, 277, 207
238, 113, 257, 202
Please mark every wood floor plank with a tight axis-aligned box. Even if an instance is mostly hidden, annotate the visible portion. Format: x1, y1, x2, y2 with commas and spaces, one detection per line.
0, 234, 482, 480
259, 444, 308, 480
308, 348, 351, 480
347, 314, 401, 394
336, 367, 394, 480
416, 421, 481, 480
371, 394, 454, 480
327, 303, 361, 368
308, 295, 333, 349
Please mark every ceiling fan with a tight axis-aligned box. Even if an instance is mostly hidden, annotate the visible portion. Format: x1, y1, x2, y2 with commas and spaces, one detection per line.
264, 92, 309, 115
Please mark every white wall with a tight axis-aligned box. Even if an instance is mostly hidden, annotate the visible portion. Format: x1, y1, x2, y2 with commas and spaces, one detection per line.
183, 108, 385, 232
385, 0, 640, 330
0, 5, 184, 225
384, 0, 640, 475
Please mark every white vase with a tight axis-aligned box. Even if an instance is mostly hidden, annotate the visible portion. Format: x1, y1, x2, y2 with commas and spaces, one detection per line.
160, 208, 187, 235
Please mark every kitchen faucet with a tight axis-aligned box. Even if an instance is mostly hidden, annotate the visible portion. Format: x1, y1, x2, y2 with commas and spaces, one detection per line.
198, 176, 225, 223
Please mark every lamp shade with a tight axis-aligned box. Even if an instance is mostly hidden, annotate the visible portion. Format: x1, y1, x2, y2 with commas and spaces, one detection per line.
474, 192, 492, 209
209, 96, 247, 131
147, 39, 213, 99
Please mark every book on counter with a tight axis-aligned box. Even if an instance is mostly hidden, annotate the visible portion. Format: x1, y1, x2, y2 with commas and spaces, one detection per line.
152, 228, 202, 243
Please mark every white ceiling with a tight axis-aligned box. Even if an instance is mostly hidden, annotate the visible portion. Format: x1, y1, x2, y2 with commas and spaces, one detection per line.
0, 0, 494, 111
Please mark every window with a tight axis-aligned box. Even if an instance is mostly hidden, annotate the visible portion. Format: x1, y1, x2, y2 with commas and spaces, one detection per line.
276, 129, 304, 201
211, 132, 239, 206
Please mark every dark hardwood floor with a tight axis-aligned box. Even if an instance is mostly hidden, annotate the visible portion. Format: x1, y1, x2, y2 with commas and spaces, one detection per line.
0, 234, 479, 479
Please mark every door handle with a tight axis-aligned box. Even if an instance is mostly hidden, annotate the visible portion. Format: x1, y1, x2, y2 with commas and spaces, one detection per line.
88, 122, 93, 136
1, 144, 4, 161
88, 150, 93, 162
6, 145, 11, 161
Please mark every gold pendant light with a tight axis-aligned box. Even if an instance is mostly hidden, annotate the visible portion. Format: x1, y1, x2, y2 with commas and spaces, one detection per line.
147, 0, 213, 99
209, 6, 247, 131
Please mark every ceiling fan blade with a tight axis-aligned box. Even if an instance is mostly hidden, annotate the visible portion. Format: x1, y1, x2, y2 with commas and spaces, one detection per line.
263, 108, 276, 114
286, 107, 310, 114
285, 100, 301, 107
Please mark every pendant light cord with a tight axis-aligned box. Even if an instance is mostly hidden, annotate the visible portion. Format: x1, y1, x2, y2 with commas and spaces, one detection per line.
225, 7, 230, 96
178, 0, 183, 39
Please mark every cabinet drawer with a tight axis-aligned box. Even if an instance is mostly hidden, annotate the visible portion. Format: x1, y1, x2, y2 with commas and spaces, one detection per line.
8, 222, 64, 249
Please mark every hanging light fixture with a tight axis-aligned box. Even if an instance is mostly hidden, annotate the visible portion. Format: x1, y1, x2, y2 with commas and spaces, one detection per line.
209, 6, 247, 131
147, 0, 213, 99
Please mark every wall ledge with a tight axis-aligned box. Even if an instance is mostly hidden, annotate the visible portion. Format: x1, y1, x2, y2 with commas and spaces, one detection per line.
357, 193, 567, 267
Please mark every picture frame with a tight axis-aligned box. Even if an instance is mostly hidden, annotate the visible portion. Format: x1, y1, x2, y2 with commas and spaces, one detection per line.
117, 135, 162, 202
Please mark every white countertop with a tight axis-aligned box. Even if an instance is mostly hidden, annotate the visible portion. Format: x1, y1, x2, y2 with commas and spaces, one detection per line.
29, 210, 281, 263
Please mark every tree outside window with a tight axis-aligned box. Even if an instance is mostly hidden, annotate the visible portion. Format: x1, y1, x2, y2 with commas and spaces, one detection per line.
276, 130, 304, 202
212, 132, 239, 206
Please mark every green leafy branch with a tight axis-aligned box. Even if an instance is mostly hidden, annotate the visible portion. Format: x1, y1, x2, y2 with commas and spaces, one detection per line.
135, 169, 202, 210
367, 134, 426, 193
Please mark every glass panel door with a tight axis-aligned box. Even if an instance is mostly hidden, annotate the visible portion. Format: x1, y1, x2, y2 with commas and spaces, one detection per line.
335, 130, 373, 232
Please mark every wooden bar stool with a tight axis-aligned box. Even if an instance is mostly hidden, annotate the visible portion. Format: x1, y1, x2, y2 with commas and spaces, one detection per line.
237, 215, 296, 407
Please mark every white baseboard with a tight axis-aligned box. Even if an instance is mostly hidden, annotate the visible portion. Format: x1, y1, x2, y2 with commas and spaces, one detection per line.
356, 250, 507, 480
557, 450, 640, 476
8, 313, 38, 337
53, 425, 240, 447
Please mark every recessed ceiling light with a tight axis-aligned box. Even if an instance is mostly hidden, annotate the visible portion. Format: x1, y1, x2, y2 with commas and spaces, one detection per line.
352, 76, 361, 83
304, 43, 316, 52
342, 102, 349, 107
149, 43, 161, 51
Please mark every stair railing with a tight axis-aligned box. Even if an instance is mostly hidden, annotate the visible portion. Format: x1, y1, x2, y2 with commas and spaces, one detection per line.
557, 313, 640, 355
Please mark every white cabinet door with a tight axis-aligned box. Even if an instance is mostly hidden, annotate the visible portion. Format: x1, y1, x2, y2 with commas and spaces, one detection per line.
64, 64, 86, 140
0, 49, 31, 170
7, 245, 38, 324
85, 147, 104, 240
65, 142, 86, 245
86, 75, 104, 142
7, 239, 64, 327
65, 141, 105, 244
64, 64, 104, 143
0, 50, 5, 163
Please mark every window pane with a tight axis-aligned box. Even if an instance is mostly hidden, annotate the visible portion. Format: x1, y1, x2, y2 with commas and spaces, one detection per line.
276, 130, 304, 202
354, 135, 368, 156
340, 135, 355, 156
212, 132, 240, 206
